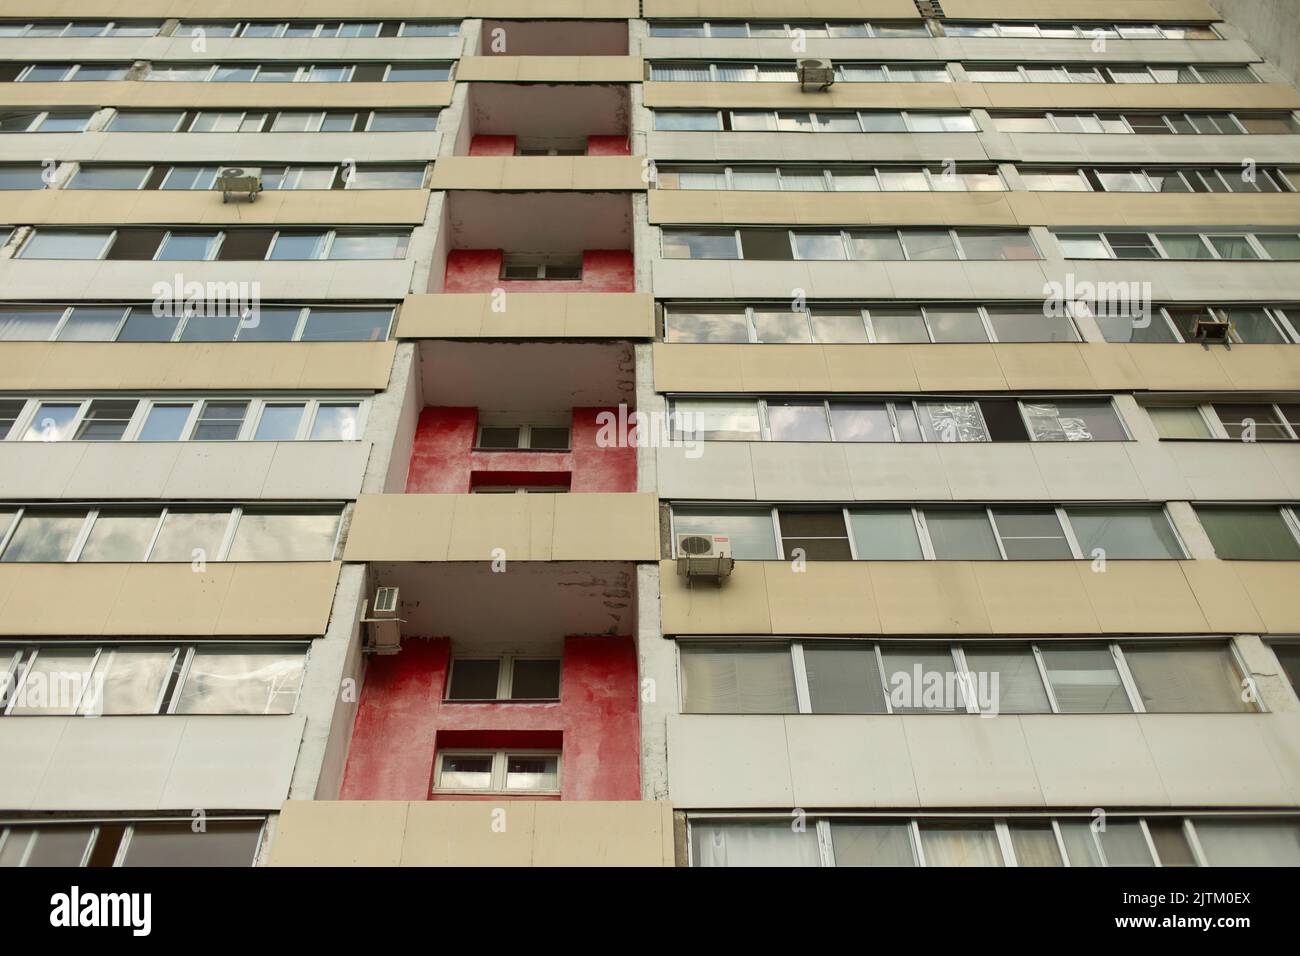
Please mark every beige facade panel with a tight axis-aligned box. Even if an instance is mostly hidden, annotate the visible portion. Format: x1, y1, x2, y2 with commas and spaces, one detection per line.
343, 493, 660, 562
398, 292, 654, 338
429, 156, 646, 191
0, 562, 341, 636
0, 1, 639, 18
0, 81, 453, 110
649, 190, 1300, 228
4, 190, 429, 227
0, 342, 396, 391
643, 82, 1300, 111
642, 1, 918, 17
269, 800, 676, 866
659, 559, 1300, 636
940, 1, 1220, 20
456, 56, 644, 83
664, 711, 1300, 810
653, 343, 1300, 394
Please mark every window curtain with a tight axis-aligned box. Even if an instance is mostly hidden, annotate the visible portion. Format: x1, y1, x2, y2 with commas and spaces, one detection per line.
692, 823, 821, 867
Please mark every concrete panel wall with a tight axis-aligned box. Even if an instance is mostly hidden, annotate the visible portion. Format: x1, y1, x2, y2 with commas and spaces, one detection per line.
0, 562, 342, 636
269, 799, 676, 866
664, 711, 1300, 809
658, 559, 1297, 635
0, 714, 305, 811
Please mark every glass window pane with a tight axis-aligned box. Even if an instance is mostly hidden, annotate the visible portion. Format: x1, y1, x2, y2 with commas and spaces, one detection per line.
1122, 643, 1249, 713
924, 307, 986, 342
662, 230, 738, 259
310, 404, 360, 440
68, 166, 151, 190
81, 647, 174, 715
881, 646, 963, 713
22, 402, 79, 442
268, 232, 328, 260
8, 647, 96, 714
7, 827, 96, 866
830, 822, 916, 866
1208, 234, 1259, 259
78, 511, 160, 562
991, 508, 1072, 559
1023, 400, 1126, 441
253, 404, 305, 441
1148, 406, 1212, 439
74, 399, 136, 441
848, 231, 905, 260
1194, 820, 1300, 866
1196, 507, 1300, 559
1009, 822, 1063, 866
505, 754, 558, 790
792, 232, 846, 260
226, 511, 339, 561
958, 230, 1038, 260
1066, 507, 1183, 559
665, 308, 749, 343
680, 645, 797, 714
901, 229, 958, 260
674, 509, 777, 559
0, 307, 64, 341
300, 308, 390, 342
1221, 308, 1287, 344
918, 401, 988, 442
1057, 233, 1110, 258
778, 509, 851, 560
438, 754, 493, 790
925, 509, 999, 560
766, 401, 830, 441
963, 645, 1051, 714
138, 404, 192, 441
447, 660, 500, 700
692, 822, 821, 867
752, 310, 811, 343
20, 231, 111, 259
510, 660, 560, 699
986, 306, 1078, 342
830, 404, 894, 443
1041, 644, 1131, 713
867, 307, 928, 342
56, 307, 126, 341
803, 643, 886, 713
671, 400, 761, 441
1099, 821, 1155, 866
328, 233, 407, 260
918, 824, 1004, 866
1147, 819, 1197, 866
119, 821, 262, 867
1213, 402, 1289, 440
148, 510, 230, 562
848, 510, 923, 559
1, 511, 83, 561
192, 401, 247, 440
174, 648, 304, 714
1257, 234, 1300, 259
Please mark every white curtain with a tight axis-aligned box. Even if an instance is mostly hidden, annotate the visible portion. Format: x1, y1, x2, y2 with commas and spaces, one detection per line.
692, 823, 821, 867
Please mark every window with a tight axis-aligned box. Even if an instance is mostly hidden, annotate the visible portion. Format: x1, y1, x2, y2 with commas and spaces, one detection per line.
1195, 506, 1300, 559
475, 424, 570, 450
1121, 643, 1250, 713
446, 657, 561, 701
802, 643, 887, 714
680, 644, 797, 714
172, 646, 305, 714
1065, 506, 1184, 559
434, 751, 560, 793
0, 819, 264, 868
778, 509, 852, 559
1040, 644, 1130, 713
225, 510, 340, 561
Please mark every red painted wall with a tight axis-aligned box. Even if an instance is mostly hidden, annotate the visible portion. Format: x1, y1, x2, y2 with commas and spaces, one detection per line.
405, 407, 636, 494
443, 249, 634, 293
339, 635, 641, 801
469, 134, 516, 156
587, 135, 631, 155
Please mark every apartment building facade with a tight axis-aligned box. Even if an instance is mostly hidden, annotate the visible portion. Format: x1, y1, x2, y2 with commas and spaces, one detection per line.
0, 0, 1297, 869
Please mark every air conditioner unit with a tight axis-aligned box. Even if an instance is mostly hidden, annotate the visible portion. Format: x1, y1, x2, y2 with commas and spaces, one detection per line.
676, 533, 735, 581
215, 166, 262, 203
1192, 315, 1232, 349
361, 586, 404, 655
798, 58, 835, 92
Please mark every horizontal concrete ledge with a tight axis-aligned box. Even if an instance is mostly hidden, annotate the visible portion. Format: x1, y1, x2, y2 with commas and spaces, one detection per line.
270, 799, 676, 866
8, 189, 430, 226
659, 559, 1300, 635
0, 341, 398, 390
430, 155, 647, 191
15, 0, 640, 15
344, 493, 660, 561
0, 80, 454, 110
652, 342, 1300, 393
642, 82, 1300, 112
0, 562, 342, 636
398, 292, 654, 338
643, 0, 920, 17
666, 710, 1300, 809
456, 55, 643, 83
648, 190, 1300, 228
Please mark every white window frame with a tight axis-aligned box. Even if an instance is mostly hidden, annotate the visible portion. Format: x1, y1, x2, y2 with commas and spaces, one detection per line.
445, 655, 562, 702
433, 749, 562, 795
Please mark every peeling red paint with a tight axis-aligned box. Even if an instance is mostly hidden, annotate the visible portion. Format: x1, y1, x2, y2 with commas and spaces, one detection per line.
587, 135, 631, 155
444, 249, 634, 293
468, 134, 517, 156
339, 636, 640, 801
405, 407, 635, 493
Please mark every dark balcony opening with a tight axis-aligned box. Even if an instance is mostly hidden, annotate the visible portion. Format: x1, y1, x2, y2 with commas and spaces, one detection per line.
478, 19, 628, 56
457, 83, 630, 156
